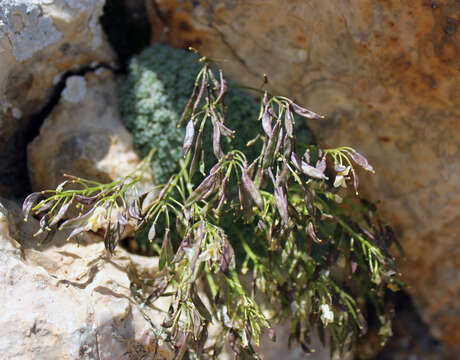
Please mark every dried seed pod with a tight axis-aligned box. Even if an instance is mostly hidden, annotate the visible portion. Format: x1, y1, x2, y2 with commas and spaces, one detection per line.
187, 173, 217, 204
192, 71, 207, 114
159, 228, 172, 270
274, 187, 289, 225
189, 128, 203, 177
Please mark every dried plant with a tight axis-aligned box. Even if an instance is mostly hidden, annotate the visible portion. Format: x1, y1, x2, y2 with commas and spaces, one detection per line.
23, 55, 402, 359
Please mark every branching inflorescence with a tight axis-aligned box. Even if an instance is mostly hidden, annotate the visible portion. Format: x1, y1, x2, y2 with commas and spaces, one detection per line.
23, 52, 401, 359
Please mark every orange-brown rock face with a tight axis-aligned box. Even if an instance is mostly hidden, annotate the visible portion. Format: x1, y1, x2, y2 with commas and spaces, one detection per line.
147, 0, 460, 353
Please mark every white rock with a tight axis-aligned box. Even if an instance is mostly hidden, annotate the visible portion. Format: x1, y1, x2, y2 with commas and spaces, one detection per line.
0, 199, 173, 360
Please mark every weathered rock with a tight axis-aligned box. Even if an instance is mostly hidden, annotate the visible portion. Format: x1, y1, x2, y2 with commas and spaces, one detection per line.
146, 0, 460, 354
0, 0, 115, 196
28, 68, 151, 192
0, 198, 173, 359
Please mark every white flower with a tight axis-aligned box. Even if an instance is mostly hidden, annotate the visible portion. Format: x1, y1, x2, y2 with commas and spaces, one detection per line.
320, 304, 334, 326
333, 165, 351, 188
85, 206, 107, 232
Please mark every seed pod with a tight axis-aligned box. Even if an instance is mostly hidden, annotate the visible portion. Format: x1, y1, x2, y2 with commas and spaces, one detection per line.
148, 222, 156, 242
263, 121, 281, 168
283, 133, 292, 158
49, 201, 71, 227
179, 82, 199, 127
22, 192, 42, 219
301, 161, 328, 180
290, 153, 302, 171
218, 122, 234, 137
242, 169, 264, 210
187, 173, 217, 204
262, 109, 272, 137
307, 222, 322, 243
128, 199, 142, 221
215, 70, 227, 104
220, 239, 235, 272
284, 106, 294, 137
59, 208, 95, 230
75, 193, 100, 205
183, 119, 195, 156
212, 122, 223, 159
352, 168, 359, 195
189, 129, 203, 177
159, 228, 172, 270
316, 157, 327, 173
192, 71, 207, 114
345, 149, 375, 173
274, 187, 289, 225
291, 102, 323, 119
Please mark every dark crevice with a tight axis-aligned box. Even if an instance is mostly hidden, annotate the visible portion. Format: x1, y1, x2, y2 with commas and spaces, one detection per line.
372, 291, 451, 360
100, 0, 151, 73
0, 63, 114, 198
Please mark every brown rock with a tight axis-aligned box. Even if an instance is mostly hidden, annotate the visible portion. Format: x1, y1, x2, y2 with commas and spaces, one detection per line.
27, 69, 151, 192
146, 0, 460, 353
0, 0, 115, 196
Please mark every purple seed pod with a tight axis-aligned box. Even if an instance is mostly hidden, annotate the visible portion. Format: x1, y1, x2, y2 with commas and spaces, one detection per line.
262, 109, 272, 138
22, 192, 42, 218
242, 169, 264, 210
183, 119, 195, 156
263, 121, 281, 168
301, 161, 328, 180
291, 102, 323, 119
316, 157, 327, 173
212, 122, 223, 159
75, 193, 100, 205
307, 222, 322, 243
215, 70, 227, 104
344, 149, 375, 173
274, 187, 289, 225
290, 153, 302, 171
179, 82, 198, 126
283, 133, 292, 158
49, 201, 71, 227
192, 72, 207, 114
285, 106, 294, 138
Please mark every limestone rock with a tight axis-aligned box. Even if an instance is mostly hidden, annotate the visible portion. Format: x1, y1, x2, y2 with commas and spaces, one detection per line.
0, 198, 173, 360
0, 0, 115, 196
146, 0, 460, 353
28, 69, 151, 192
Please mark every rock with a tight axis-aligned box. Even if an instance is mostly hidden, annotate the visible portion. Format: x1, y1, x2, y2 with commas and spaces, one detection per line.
28, 68, 151, 192
146, 0, 460, 354
0, 0, 115, 196
0, 198, 174, 359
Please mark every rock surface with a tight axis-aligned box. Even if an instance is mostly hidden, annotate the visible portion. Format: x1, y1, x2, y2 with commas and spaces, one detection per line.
28, 68, 150, 192
0, 0, 115, 196
0, 198, 174, 360
146, 0, 460, 354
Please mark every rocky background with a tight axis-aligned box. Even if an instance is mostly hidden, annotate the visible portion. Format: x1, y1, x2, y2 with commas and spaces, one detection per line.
0, 0, 458, 359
